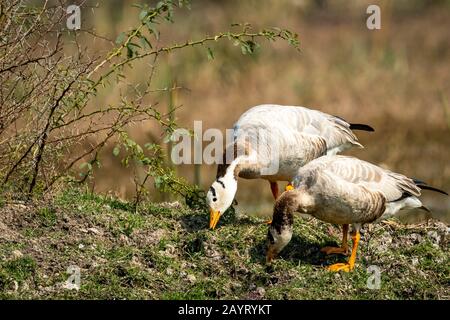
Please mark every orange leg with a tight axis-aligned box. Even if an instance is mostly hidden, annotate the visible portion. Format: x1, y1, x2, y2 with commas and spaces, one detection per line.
265, 182, 280, 225
321, 224, 349, 255
270, 181, 279, 199
327, 229, 360, 272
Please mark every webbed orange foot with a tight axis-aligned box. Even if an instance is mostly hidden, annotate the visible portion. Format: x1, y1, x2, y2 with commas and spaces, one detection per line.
263, 219, 272, 225
326, 229, 360, 272
320, 246, 349, 255
327, 262, 353, 272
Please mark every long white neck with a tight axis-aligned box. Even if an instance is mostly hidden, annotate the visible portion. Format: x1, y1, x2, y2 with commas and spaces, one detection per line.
221, 158, 238, 187
219, 158, 240, 204
224, 157, 239, 180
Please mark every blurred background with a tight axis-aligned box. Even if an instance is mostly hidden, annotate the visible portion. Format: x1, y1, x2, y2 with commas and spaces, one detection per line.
69, 0, 450, 222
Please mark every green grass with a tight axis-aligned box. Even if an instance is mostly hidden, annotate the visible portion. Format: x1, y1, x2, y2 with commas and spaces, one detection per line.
37, 207, 57, 227
0, 187, 448, 299
0, 256, 36, 295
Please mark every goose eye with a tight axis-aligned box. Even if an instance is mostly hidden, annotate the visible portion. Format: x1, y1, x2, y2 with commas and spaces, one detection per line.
212, 197, 217, 202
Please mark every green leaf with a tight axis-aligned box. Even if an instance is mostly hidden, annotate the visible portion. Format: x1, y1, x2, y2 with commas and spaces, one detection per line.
126, 45, 133, 58
146, 22, 160, 40
207, 47, 214, 60
241, 43, 248, 55
156, 1, 167, 11
163, 133, 172, 144
113, 146, 120, 157
240, 40, 258, 55
128, 42, 141, 48
154, 176, 163, 189
139, 9, 148, 21
141, 157, 151, 166
145, 142, 156, 149
115, 32, 126, 45
139, 36, 152, 49
79, 162, 88, 169
179, 0, 191, 9
80, 162, 92, 171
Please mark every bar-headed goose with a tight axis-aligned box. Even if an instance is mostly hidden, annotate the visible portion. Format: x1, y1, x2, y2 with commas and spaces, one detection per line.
266, 155, 448, 271
207, 104, 374, 229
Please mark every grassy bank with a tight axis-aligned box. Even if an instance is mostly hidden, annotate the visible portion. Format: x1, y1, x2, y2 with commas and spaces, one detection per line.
0, 188, 448, 299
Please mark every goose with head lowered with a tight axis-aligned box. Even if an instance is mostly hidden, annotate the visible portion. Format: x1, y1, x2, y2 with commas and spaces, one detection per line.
266, 155, 448, 271
206, 104, 374, 229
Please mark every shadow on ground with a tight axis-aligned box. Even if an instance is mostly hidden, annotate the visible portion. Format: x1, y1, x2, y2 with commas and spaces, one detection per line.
250, 233, 349, 269
180, 212, 209, 233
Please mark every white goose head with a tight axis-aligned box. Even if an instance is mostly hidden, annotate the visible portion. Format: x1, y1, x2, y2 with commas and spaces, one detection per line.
206, 165, 238, 229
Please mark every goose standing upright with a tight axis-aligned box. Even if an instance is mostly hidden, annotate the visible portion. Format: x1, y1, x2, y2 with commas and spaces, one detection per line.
207, 104, 374, 229
266, 155, 448, 271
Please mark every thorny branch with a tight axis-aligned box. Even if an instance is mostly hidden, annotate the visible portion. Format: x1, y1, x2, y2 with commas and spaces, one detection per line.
0, 0, 300, 205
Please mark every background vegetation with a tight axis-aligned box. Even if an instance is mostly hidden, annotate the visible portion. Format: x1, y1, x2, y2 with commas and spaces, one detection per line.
0, 0, 449, 300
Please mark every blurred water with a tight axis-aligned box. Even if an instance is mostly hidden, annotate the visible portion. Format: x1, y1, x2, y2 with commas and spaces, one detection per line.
238, 197, 450, 225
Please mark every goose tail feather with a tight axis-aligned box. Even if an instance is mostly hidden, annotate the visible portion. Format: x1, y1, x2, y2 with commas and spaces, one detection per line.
413, 179, 448, 196
349, 123, 375, 132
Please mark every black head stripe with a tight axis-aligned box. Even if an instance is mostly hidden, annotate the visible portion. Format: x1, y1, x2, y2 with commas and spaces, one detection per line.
209, 186, 216, 197
216, 179, 225, 189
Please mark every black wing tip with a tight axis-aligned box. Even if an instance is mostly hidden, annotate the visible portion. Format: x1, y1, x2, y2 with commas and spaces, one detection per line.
416, 183, 448, 196
349, 123, 375, 132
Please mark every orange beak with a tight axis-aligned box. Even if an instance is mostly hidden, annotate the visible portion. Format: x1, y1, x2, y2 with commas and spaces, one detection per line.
209, 209, 221, 230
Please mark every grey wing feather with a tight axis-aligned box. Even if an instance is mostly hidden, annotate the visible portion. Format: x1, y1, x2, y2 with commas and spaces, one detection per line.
234, 105, 363, 155
302, 156, 421, 201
